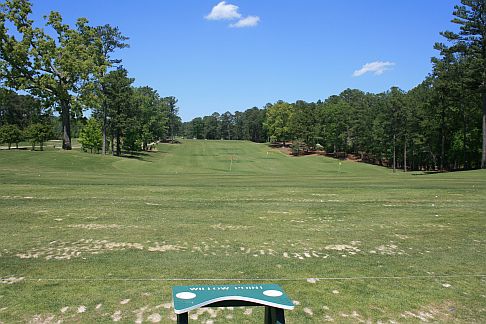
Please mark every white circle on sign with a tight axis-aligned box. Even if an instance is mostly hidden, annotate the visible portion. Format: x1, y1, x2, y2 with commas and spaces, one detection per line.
263, 290, 283, 297
176, 292, 196, 300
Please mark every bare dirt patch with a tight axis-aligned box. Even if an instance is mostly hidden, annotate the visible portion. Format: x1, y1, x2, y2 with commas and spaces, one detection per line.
210, 223, 252, 231
401, 301, 456, 322
147, 313, 161, 323
0, 276, 24, 284
111, 310, 122, 322
16, 239, 144, 260
372, 244, 405, 255
325, 244, 361, 253
67, 224, 122, 230
147, 242, 186, 252
29, 314, 57, 324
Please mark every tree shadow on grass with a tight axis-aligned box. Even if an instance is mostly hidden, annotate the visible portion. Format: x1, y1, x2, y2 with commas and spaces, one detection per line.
120, 151, 153, 162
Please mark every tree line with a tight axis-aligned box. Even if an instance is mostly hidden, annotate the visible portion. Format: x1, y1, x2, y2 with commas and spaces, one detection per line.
0, 0, 180, 155
182, 108, 267, 142
183, 0, 486, 171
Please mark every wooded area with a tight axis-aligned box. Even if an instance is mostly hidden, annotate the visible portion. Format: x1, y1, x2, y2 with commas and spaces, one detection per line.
0, 0, 180, 155
182, 0, 486, 171
0, 0, 485, 171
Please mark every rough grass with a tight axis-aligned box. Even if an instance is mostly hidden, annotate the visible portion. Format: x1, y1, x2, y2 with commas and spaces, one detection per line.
0, 140, 485, 323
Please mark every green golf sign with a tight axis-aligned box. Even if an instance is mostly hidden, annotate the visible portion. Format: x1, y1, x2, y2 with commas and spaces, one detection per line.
172, 283, 293, 323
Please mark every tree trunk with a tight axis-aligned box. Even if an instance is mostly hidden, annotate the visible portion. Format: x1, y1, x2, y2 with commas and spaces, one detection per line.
111, 133, 114, 156
61, 98, 72, 150
393, 133, 396, 173
440, 102, 445, 171
101, 81, 107, 155
482, 93, 486, 168
403, 139, 407, 172
462, 99, 468, 170
102, 100, 107, 155
8, 143, 11, 150
116, 129, 121, 156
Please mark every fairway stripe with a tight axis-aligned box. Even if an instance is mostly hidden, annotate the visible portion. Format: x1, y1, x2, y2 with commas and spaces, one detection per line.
20, 274, 486, 282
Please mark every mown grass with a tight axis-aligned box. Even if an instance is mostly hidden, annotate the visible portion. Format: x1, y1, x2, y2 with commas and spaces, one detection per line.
0, 140, 485, 323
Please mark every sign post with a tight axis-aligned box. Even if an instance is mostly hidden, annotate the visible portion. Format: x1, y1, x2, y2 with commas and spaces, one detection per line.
172, 284, 294, 323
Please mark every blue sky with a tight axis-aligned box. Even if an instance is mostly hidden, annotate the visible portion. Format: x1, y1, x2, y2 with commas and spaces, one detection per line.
30, 0, 461, 121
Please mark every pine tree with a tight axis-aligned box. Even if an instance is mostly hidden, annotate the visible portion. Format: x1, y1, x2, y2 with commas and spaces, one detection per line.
435, 0, 486, 167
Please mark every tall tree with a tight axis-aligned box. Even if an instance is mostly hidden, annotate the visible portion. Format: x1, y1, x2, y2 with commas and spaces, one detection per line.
436, 0, 486, 167
95, 25, 129, 155
191, 117, 204, 139
133, 86, 169, 150
220, 111, 234, 140
385, 87, 406, 172
102, 68, 134, 156
165, 96, 179, 142
264, 101, 293, 145
319, 97, 350, 154
0, 0, 107, 149
203, 112, 221, 140
290, 100, 319, 147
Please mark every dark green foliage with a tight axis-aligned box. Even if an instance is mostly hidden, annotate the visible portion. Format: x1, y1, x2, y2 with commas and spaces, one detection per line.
182, 107, 267, 142
184, 80, 483, 171
101, 68, 135, 156
122, 127, 142, 153
0, 124, 22, 149
97, 70, 176, 156
433, 0, 486, 167
25, 123, 52, 151
134, 87, 169, 150
165, 96, 179, 142
0, 89, 50, 129
0, 0, 109, 150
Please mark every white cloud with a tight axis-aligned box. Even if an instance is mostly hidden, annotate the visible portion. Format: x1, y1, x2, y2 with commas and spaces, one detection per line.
353, 61, 396, 77
205, 1, 241, 21
230, 16, 260, 28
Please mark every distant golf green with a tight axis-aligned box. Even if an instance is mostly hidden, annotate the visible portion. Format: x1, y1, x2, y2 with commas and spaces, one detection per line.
1, 140, 485, 323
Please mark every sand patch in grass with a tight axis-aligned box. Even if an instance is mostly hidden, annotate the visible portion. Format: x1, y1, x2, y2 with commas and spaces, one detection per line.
111, 310, 122, 321
325, 244, 361, 253
147, 242, 186, 252
0, 276, 24, 285
147, 313, 161, 323
67, 224, 122, 230
374, 244, 405, 255
211, 223, 252, 231
16, 239, 145, 260
304, 307, 314, 316
29, 314, 57, 323
400, 301, 456, 322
